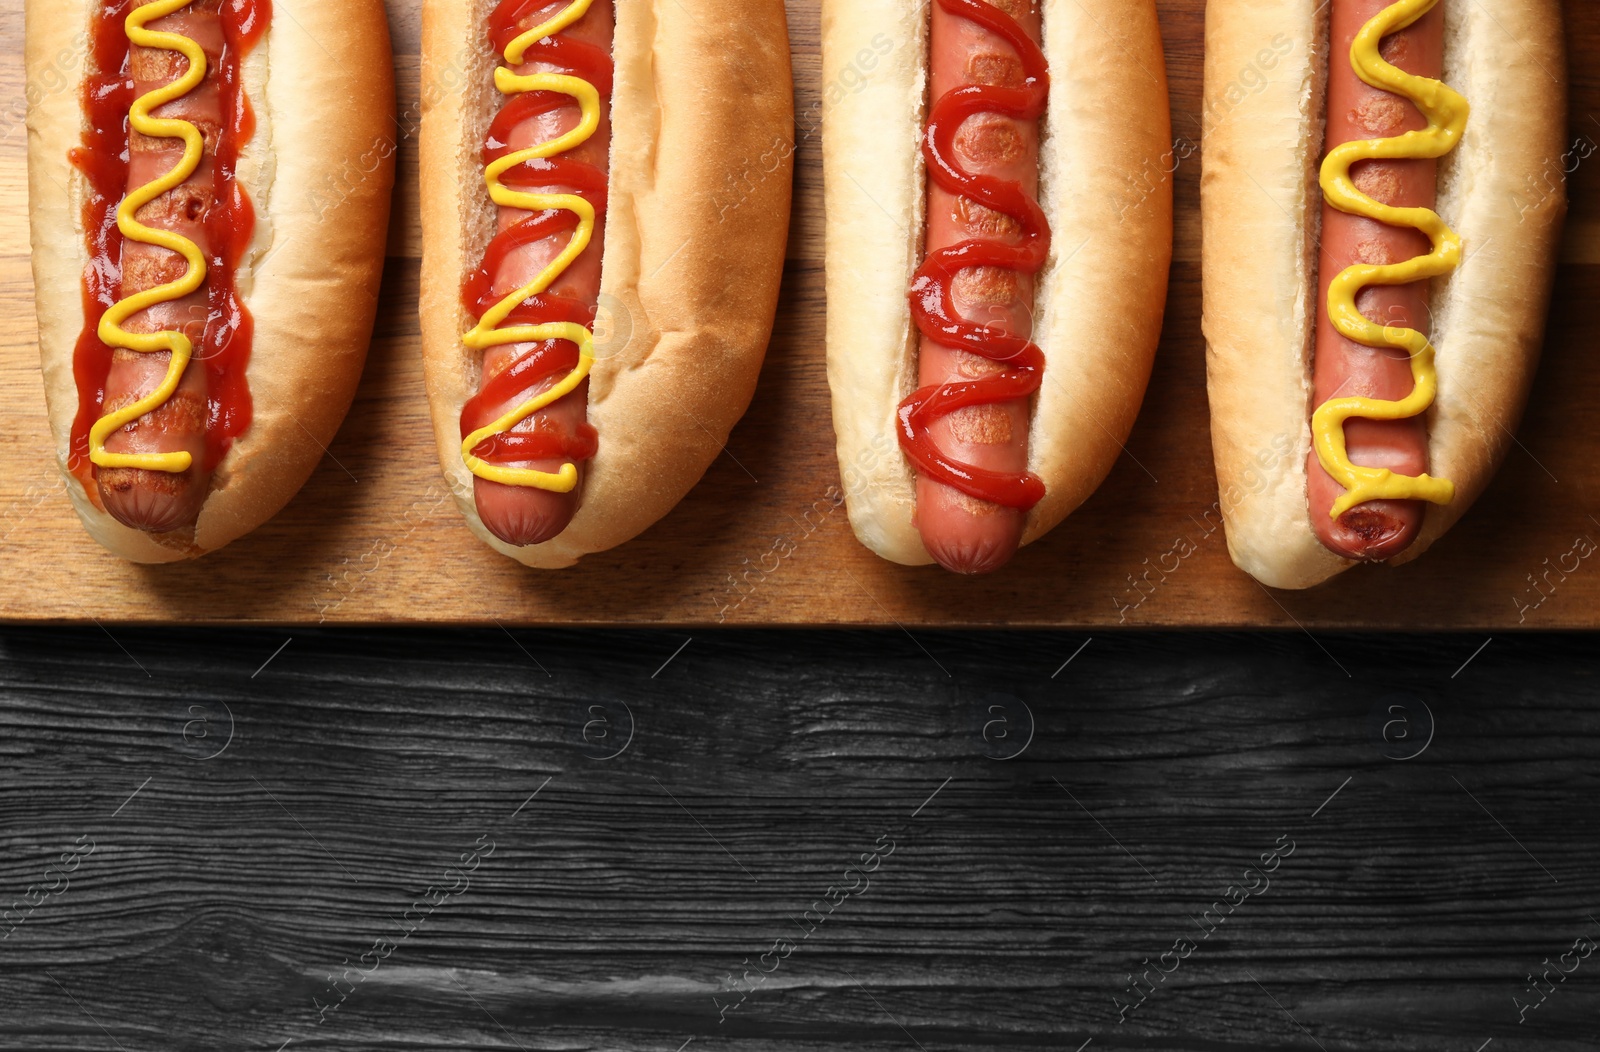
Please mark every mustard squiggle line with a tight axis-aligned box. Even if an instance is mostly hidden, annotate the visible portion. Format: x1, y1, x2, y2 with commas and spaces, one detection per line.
90, 0, 211, 474
460, 0, 599, 493
1312, 0, 1468, 519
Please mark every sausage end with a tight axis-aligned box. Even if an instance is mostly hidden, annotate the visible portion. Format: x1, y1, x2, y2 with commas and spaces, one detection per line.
474, 477, 577, 549
98, 468, 207, 534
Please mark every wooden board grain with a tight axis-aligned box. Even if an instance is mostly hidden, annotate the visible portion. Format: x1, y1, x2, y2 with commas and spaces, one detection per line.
0, 0, 1597, 627
1, 628, 1597, 1052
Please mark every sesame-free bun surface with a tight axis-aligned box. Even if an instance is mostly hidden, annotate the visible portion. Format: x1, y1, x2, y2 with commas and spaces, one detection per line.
821, 0, 1173, 566
1201, 0, 1566, 589
419, 0, 795, 569
26, 0, 396, 563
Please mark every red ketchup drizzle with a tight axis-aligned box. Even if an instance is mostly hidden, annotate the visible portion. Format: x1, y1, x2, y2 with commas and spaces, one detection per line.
460, 1, 611, 468
900, 0, 1050, 511
68, 0, 269, 491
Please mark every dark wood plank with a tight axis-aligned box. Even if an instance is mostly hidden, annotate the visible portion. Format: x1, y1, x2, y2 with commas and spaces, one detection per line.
0, 628, 1595, 1050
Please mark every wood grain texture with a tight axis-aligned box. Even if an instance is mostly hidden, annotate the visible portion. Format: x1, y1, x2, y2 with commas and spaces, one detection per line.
0, 1, 1597, 626
0, 627, 1595, 1050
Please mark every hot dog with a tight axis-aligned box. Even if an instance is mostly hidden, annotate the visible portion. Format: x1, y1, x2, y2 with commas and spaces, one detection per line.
462, 0, 613, 549
1307, 0, 1442, 563
97, 0, 225, 535
823, 0, 1173, 574
1203, 0, 1566, 589
27, 0, 395, 562
910, 0, 1046, 575
420, 0, 793, 568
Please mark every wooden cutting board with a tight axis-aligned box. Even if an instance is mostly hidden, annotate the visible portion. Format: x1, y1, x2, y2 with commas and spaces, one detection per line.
0, 0, 1596, 628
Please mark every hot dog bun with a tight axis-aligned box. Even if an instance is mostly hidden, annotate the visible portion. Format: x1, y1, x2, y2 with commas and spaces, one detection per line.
26, 0, 396, 563
822, 0, 1173, 567
418, 0, 794, 570
1202, 0, 1566, 590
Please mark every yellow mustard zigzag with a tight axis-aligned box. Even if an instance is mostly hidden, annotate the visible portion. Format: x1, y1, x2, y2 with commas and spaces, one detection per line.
460, 0, 600, 494
92, 0, 211, 474
1312, 0, 1469, 518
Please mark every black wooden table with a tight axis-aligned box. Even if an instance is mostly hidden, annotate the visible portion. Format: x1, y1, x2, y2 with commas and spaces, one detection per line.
0, 628, 1595, 1051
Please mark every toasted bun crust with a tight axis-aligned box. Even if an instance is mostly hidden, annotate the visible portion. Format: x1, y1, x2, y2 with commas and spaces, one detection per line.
1201, 0, 1566, 589
419, 0, 794, 569
820, 0, 1173, 566
26, 0, 396, 563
